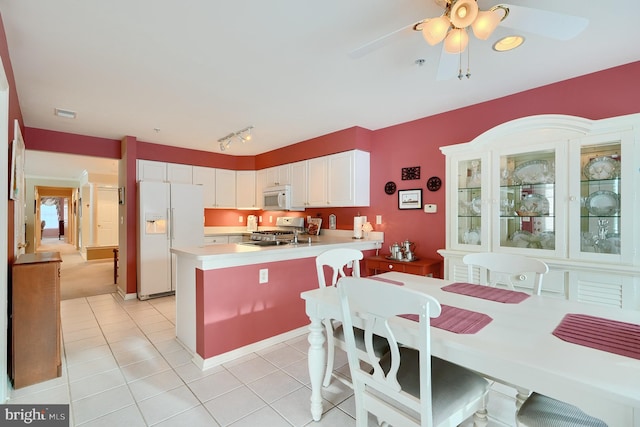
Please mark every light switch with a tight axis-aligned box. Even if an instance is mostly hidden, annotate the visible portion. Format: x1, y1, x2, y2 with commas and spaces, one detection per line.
424, 204, 437, 213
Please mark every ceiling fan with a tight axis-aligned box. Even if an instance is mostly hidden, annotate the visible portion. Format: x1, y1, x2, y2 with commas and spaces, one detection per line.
349, 0, 589, 80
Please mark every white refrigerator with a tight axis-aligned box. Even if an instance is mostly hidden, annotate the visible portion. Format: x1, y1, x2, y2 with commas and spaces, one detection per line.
137, 181, 204, 299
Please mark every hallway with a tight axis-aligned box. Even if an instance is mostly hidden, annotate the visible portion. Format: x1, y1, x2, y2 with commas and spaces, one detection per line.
37, 237, 116, 300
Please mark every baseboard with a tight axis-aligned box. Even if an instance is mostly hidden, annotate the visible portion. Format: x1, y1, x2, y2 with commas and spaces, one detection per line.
191, 326, 309, 371
117, 287, 137, 300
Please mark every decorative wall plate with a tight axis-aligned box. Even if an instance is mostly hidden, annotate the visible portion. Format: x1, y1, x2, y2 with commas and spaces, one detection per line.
384, 181, 397, 195
401, 166, 420, 180
426, 176, 442, 191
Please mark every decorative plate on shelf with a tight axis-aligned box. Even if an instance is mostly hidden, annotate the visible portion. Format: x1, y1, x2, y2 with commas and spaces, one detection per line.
606, 233, 621, 254
538, 231, 555, 250
586, 190, 619, 216
470, 197, 482, 215
462, 229, 481, 245
517, 193, 550, 216
583, 156, 619, 180
511, 230, 540, 248
512, 160, 552, 184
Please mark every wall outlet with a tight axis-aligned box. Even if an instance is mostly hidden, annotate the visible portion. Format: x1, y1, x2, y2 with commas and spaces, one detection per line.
258, 216, 262, 222
259, 269, 268, 284
239, 215, 244, 223
424, 204, 437, 213
376, 215, 382, 225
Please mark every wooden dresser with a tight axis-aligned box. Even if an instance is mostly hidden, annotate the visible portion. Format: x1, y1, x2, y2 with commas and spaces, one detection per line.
10, 252, 62, 389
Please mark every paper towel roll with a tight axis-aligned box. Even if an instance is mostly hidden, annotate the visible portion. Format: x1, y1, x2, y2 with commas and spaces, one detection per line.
353, 216, 364, 239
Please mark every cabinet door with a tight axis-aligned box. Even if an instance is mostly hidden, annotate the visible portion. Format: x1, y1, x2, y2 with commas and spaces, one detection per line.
192, 166, 216, 208
215, 169, 236, 208
290, 160, 308, 208
307, 157, 328, 206
236, 170, 257, 209
327, 152, 353, 206
255, 170, 267, 208
137, 160, 166, 182
448, 153, 490, 251
167, 163, 193, 184
568, 130, 632, 264
264, 164, 291, 187
494, 141, 565, 257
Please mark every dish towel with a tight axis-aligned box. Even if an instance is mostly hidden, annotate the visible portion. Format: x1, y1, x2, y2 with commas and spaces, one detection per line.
401, 305, 492, 334
442, 282, 530, 304
552, 313, 640, 360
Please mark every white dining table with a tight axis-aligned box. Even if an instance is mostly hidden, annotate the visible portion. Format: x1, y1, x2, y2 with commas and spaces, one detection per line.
300, 272, 640, 426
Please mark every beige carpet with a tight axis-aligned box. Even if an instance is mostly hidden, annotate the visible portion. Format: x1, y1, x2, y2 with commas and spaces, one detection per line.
37, 238, 117, 300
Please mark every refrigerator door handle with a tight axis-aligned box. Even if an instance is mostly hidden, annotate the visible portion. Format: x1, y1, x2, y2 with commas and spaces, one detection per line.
169, 208, 174, 241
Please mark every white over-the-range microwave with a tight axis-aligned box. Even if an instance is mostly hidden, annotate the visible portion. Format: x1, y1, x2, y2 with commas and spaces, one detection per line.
263, 185, 293, 211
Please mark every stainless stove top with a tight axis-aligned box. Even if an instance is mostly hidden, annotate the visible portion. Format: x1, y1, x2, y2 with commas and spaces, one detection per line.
250, 216, 305, 242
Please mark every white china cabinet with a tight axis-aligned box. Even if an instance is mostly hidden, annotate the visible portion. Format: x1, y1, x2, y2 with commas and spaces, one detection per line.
438, 114, 640, 309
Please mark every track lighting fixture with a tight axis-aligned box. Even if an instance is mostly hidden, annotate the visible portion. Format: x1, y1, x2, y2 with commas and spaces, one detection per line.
218, 126, 254, 151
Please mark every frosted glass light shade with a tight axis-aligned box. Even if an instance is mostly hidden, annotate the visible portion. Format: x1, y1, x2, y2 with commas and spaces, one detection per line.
444, 28, 469, 53
450, 0, 478, 28
421, 16, 450, 45
472, 9, 502, 40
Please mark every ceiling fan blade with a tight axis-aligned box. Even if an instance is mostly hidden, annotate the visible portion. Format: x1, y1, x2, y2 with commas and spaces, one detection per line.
499, 4, 589, 40
348, 22, 418, 59
436, 45, 459, 81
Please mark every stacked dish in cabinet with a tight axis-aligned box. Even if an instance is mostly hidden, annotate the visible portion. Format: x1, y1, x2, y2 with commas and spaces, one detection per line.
580, 150, 621, 254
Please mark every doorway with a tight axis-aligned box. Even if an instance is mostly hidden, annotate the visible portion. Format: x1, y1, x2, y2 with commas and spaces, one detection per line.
35, 185, 116, 300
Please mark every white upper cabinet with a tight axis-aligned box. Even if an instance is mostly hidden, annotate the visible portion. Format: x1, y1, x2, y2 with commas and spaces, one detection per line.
167, 163, 193, 184
263, 164, 291, 187
439, 114, 640, 309
214, 168, 236, 208
306, 156, 328, 207
327, 150, 370, 207
138, 160, 192, 184
192, 166, 216, 208
137, 160, 167, 182
236, 170, 257, 209
289, 160, 308, 209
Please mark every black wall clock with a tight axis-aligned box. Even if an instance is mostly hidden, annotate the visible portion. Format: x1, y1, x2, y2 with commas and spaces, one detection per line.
384, 181, 397, 195
426, 176, 442, 191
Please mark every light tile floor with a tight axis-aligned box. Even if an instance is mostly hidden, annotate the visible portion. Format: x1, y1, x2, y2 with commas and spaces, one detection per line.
9, 293, 518, 426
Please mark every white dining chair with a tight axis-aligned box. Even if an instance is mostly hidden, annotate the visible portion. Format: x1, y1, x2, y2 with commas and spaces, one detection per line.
516, 392, 607, 426
462, 252, 549, 295
337, 276, 489, 427
315, 248, 390, 387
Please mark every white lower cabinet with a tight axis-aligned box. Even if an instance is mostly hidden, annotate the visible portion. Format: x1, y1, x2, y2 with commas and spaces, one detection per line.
204, 236, 228, 245
438, 114, 640, 310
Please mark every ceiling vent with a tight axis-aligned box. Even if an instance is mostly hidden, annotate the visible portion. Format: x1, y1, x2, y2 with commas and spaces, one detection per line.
54, 108, 77, 119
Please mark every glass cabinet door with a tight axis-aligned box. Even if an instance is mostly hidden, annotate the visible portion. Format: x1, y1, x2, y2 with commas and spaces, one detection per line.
576, 141, 620, 256
496, 148, 558, 253
452, 156, 487, 250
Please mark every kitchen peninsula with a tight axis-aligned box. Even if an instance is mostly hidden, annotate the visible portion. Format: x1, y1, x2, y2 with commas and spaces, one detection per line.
171, 231, 383, 370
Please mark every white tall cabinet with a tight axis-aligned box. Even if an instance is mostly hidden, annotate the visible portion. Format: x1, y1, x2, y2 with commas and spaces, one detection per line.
438, 114, 640, 310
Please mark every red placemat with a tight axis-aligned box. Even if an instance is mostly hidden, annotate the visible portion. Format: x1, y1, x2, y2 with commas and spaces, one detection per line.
553, 313, 640, 360
401, 305, 492, 334
442, 282, 530, 304
369, 276, 404, 286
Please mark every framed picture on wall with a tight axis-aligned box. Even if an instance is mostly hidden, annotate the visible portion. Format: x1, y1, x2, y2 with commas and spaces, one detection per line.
398, 189, 422, 210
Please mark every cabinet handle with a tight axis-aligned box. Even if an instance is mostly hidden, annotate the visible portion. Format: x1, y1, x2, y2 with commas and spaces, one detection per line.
388, 264, 394, 270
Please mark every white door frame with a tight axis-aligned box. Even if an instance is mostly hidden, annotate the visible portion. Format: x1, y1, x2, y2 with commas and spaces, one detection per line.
0, 57, 12, 402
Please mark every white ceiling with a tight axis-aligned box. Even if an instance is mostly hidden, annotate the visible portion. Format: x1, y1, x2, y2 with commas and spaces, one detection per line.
2, 0, 640, 179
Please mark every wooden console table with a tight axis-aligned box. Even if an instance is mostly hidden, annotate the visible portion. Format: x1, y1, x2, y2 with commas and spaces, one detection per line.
363, 255, 442, 278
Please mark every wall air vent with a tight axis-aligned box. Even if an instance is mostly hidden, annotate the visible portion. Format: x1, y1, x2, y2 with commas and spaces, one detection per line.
54, 108, 77, 119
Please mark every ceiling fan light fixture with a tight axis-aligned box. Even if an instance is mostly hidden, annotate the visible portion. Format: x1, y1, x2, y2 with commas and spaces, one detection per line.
472, 8, 504, 40
450, 0, 478, 28
493, 35, 524, 51
421, 16, 450, 45
444, 28, 469, 54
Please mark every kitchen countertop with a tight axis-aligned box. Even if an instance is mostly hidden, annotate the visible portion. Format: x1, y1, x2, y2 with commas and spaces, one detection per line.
172, 232, 383, 270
